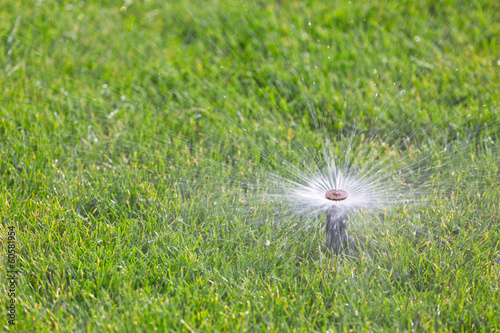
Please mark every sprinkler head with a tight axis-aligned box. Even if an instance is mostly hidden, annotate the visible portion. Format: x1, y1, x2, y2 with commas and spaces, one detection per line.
325, 189, 349, 201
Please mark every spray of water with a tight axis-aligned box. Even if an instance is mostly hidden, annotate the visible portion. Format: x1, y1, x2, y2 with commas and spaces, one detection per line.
185, 111, 498, 258
265, 146, 395, 217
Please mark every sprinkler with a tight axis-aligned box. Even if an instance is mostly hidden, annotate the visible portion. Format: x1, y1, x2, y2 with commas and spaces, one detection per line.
325, 189, 349, 255
325, 189, 349, 201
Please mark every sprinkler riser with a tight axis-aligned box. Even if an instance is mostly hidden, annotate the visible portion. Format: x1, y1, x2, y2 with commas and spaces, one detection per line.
325, 207, 349, 255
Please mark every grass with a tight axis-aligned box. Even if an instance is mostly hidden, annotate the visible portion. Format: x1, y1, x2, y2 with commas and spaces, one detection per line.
1, 0, 499, 331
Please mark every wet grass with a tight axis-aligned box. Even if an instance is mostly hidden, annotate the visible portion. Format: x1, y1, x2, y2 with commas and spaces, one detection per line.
1, 0, 500, 331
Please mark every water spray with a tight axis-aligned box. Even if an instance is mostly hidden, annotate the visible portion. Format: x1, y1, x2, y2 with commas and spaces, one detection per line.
325, 189, 349, 255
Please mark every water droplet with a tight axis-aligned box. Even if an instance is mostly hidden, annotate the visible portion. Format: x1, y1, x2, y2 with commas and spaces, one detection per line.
108, 109, 119, 118
414, 36, 421, 42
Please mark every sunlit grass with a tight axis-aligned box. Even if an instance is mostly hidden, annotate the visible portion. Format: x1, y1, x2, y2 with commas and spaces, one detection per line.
1, 0, 499, 331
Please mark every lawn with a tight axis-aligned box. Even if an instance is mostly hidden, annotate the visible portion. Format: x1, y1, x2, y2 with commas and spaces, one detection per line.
1, 0, 499, 331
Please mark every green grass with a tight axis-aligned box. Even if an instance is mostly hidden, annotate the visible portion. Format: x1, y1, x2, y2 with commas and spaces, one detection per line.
1, 0, 499, 331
